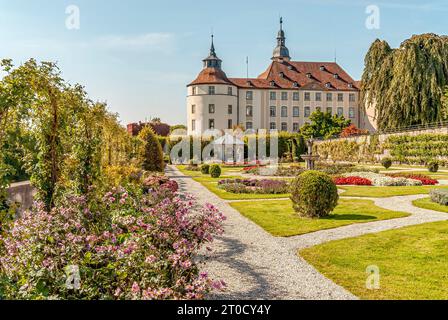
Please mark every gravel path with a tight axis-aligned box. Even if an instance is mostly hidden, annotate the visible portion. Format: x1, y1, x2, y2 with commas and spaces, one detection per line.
166, 166, 448, 300
288, 195, 448, 249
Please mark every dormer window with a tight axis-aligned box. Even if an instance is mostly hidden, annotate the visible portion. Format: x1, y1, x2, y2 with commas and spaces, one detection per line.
306, 73, 312, 79
288, 65, 293, 70
279, 72, 285, 78
348, 83, 353, 89
333, 73, 339, 79
319, 65, 325, 71
270, 81, 276, 87
293, 82, 299, 88
325, 82, 332, 88
246, 80, 252, 86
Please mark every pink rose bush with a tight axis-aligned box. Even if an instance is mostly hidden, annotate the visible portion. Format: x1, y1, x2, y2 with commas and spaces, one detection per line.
0, 177, 225, 300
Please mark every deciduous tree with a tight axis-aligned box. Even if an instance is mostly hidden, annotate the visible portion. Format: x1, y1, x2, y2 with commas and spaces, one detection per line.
300, 110, 350, 139
361, 34, 448, 129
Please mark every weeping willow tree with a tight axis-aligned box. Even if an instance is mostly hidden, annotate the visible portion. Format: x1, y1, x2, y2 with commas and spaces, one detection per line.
361, 34, 448, 130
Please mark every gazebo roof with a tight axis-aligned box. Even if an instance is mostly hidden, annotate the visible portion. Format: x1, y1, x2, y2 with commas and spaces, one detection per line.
212, 134, 244, 145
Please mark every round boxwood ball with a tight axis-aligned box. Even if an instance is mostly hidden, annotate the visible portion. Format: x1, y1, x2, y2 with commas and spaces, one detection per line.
381, 157, 392, 169
210, 164, 222, 178
201, 164, 210, 174
290, 170, 339, 218
427, 161, 439, 173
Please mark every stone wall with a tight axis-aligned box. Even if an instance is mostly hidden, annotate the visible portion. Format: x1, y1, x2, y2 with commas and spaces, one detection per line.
6, 181, 36, 217
317, 126, 448, 145
314, 126, 448, 163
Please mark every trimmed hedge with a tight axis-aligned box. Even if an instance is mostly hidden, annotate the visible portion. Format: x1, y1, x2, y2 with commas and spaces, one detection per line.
201, 164, 210, 174
210, 164, 222, 178
168, 133, 306, 162
430, 189, 448, 206
427, 161, 439, 173
381, 157, 392, 169
386, 134, 448, 164
315, 133, 448, 166
290, 171, 339, 218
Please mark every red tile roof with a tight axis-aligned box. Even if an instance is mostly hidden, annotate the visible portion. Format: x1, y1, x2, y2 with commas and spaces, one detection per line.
189, 67, 232, 86
188, 61, 359, 91
230, 61, 359, 91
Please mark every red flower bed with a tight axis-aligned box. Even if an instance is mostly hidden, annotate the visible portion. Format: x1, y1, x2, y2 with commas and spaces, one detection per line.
243, 166, 259, 172
407, 176, 438, 185
387, 173, 438, 185
334, 176, 372, 186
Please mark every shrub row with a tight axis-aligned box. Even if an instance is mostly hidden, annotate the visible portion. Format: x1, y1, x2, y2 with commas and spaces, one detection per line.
316, 133, 448, 166
166, 133, 307, 162
386, 134, 448, 164
430, 189, 448, 206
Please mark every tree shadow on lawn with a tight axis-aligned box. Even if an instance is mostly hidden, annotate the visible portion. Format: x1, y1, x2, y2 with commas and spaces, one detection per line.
200, 236, 289, 300
322, 214, 377, 221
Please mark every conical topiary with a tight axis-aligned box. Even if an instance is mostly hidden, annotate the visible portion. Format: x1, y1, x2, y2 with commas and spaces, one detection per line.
138, 126, 164, 172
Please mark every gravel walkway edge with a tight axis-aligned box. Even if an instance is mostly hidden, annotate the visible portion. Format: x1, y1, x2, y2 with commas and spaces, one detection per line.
166, 166, 448, 300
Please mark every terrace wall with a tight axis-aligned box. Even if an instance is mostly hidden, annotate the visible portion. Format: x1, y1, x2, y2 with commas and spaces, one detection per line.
6, 181, 36, 217
317, 126, 448, 145
314, 126, 448, 164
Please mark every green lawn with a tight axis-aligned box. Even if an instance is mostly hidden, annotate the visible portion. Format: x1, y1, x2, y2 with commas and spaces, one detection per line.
177, 165, 241, 177
229, 199, 408, 237
177, 166, 290, 200
300, 221, 448, 299
339, 185, 448, 197
413, 197, 448, 213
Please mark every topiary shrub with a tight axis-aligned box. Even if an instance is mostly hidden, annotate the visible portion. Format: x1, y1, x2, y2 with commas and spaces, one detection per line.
138, 126, 165, 172
381, 157, 392, 169
427, 160, 439, 173
210, 165, 222, 178
201, 164, 210, 175
430, 189, 448, 206
290, 170, 339, 218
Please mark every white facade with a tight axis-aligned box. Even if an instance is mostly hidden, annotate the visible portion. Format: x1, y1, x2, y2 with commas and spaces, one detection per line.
187, 20, 374, 135
187, 86, 363, 135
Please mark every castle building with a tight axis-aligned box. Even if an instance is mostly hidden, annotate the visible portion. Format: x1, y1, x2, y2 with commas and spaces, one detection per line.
187, 19, 375, 135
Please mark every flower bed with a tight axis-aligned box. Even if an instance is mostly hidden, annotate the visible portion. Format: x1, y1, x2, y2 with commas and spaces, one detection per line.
0, 175, 225, 300
344, 172, 422, 186
218, 178, 289, 194
242, 166, 260, 173
386, 173, 438, 186
334, 176, 372, 186
316, 162, 380, 175
242, 165, 305, 177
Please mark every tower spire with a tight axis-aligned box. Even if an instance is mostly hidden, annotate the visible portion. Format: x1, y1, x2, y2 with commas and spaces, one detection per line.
210, 34, 216, 56
203, 34, 222, 69
272, 17, 291, 62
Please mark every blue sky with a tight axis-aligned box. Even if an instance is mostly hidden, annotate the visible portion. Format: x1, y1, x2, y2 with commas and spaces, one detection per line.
0, 0, 446, 125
